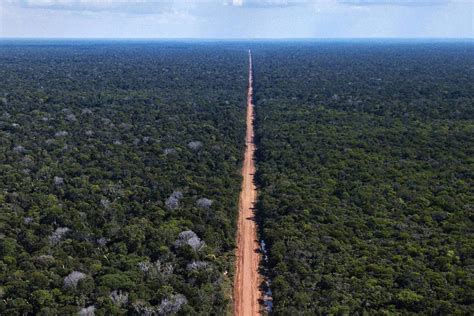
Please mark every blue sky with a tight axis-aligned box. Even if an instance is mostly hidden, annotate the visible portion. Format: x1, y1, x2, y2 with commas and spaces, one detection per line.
0, 0, 472, 38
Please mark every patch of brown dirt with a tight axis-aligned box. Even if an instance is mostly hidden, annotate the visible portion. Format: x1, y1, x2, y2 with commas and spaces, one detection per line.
233, 50, 261, 316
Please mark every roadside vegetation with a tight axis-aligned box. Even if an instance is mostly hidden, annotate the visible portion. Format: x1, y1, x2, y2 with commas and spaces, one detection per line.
0, 41, 247, 315
1, 40, 472, 315
252, 41, 474, 314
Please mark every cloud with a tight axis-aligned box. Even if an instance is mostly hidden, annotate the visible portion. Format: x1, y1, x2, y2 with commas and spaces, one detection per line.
4, 0, 313, 14
4, 0, 206, 14
228, 0, 309, 8
338, 0, 451, 6
227, 0, 450, 8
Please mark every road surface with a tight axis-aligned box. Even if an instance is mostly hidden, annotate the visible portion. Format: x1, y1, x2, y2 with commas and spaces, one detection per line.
234, 50, 261, 316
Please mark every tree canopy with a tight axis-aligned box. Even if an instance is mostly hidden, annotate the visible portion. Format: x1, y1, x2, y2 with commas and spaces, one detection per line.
252, 41, 474, 314
0, 41, 248, 315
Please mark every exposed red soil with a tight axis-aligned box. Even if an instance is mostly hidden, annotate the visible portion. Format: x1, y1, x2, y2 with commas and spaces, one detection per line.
233, 50, 261, 316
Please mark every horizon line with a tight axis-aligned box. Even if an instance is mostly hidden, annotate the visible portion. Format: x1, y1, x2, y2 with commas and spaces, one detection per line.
1, 37, 473, 41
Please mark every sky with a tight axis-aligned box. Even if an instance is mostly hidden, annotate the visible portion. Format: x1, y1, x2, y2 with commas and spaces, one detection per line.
0, 0, 472, 38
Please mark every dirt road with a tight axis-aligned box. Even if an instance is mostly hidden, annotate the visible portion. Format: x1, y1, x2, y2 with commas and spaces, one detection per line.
234, 50, 260, 316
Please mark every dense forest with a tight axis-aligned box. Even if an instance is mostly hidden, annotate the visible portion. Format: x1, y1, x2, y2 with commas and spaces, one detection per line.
0, 41, 248, 314
1, 40, 473, 315
251, 41, 474, 314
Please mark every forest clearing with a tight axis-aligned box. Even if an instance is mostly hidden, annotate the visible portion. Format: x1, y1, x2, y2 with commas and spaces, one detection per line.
233, 50, 261, 316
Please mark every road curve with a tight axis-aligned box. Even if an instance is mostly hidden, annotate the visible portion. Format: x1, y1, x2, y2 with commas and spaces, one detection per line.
233, 50, 261, 316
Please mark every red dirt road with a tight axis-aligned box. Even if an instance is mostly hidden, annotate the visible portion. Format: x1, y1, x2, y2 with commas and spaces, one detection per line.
234, 50, 260, 316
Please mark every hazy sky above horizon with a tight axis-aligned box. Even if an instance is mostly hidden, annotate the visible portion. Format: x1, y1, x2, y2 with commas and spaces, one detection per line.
0, 0, 472, 39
